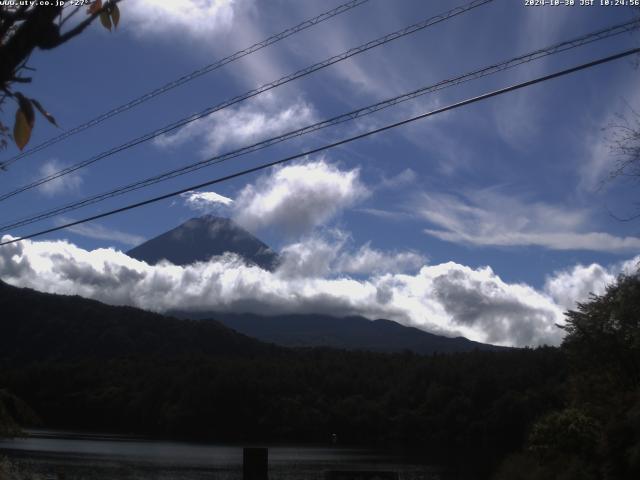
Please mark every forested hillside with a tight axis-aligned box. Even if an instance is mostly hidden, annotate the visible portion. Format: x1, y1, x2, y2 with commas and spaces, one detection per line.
0, 280, 277, 361
494, 274, 640, 480
2, 276, 638, 479
174, 311, 507, 354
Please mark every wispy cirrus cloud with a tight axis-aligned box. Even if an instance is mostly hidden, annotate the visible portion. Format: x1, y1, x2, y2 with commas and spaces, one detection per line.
418, 189, 640, 253
377, 168, 417, 190
57, 218, 144, 247
124, 0, 242, 39
37, 159, 83, 197
154, 93, 316, 156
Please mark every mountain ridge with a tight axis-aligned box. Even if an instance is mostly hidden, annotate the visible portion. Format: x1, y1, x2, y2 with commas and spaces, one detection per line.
127, 215, 279, 270
171, 311, 508, 354
125, 215, 506, 354
0, 280, 561, 466
0, 280, 279, 363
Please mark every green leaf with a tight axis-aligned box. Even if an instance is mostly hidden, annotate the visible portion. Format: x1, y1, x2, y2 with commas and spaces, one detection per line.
30, 98, 58, 127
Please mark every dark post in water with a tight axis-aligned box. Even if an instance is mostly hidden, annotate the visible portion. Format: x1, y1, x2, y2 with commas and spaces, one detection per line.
243, 447, 268, 480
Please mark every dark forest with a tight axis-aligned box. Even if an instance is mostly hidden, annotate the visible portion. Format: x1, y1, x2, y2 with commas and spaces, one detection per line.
1, 274, 639, 479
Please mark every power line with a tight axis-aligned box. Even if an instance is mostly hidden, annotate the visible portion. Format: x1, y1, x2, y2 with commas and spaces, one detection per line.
0, 0, 371, 169
1, 18, 637, 233
1, 47, 637, 247
0, 0, 494, 202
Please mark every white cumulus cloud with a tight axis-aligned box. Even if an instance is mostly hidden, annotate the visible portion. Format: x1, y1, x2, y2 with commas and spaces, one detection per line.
544, 255, 640, 311
232, 159, 369, 236
0, 234, 575, 347
154, 93, 316, 156
277, 231, 425, 278
124, 0, 241, 39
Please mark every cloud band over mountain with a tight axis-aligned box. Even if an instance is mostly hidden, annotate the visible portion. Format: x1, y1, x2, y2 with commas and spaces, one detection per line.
2, 230, 635, 348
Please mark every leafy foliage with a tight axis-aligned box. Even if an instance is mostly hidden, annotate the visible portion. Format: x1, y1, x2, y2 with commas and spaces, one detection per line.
528, 408, 600, 459
0, 389, 39, 437
0, 0, 121, 154
0, 281, 566, 479
562, 274, 640, 390
6, 275, 640, 478
494, 273, 640, 480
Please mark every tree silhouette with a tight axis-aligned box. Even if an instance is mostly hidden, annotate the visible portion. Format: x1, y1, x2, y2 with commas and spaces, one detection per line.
0, 0, 122, 154
494, 272, 640, 480
561, 273, 640, 390
605, 6, 640, 217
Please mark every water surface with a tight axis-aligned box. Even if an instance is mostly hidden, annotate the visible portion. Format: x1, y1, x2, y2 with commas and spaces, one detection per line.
0, 430, 440, 480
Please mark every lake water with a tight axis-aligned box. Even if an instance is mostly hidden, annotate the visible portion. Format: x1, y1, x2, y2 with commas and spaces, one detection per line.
0, 430, 442, 480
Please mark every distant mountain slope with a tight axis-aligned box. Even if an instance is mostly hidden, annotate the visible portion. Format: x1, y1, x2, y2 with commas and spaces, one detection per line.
127, 215, 279, 270
124, 216, 503, 354
0, 280, 277, 364
173, 311, 507, 354
0, 280, 563, 465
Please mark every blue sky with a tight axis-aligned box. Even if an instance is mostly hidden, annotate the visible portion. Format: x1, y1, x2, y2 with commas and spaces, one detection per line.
0, 0, 639, 346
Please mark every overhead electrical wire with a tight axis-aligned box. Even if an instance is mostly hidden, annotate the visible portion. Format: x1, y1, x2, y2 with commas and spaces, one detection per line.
0, 18, 637, 233
0, 0, 372, 169
0, 0, 494, 202
1, 47, 637, 247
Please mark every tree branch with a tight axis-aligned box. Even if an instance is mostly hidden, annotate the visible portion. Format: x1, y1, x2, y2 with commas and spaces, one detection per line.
0, 5, 31, 23
0, 6, 63, 85
0, 5, 30, 40
52, 0, 123, 49
11, 76, 31, 84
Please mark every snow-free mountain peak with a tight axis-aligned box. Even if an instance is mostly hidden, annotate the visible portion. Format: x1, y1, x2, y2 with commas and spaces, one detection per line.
127, 215, 279, 270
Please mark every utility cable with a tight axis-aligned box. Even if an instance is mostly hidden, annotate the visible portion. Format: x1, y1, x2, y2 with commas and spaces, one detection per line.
0, 0, 494, 202
0, 18, 636, 233
1, 47, 637, 247
0, 0, 371, 169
